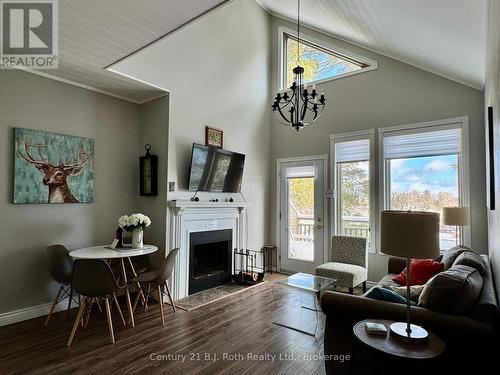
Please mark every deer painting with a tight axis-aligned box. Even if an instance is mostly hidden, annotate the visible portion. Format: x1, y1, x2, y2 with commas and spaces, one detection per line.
16, 136, 93, 204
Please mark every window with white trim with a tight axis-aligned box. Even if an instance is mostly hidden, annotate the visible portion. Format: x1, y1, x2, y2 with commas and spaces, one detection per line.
331, 131, 375, 251
380, 123, 468, 250
279, 28, 376, 91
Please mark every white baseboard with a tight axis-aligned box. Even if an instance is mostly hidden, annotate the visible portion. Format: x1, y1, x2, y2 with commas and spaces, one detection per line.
0, 297, 74, 327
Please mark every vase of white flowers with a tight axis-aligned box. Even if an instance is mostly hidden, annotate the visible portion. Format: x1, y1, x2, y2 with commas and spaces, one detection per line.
118, 213, 151, 249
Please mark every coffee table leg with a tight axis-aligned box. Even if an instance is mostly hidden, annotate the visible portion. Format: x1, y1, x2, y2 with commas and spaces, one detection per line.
313, 291, 319, 336
300, 289, 321, 312
273, 288, 317, 337
120, 258, 135, 328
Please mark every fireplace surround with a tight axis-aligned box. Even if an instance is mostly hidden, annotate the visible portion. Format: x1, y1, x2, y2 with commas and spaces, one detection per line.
167, 200, 250, 300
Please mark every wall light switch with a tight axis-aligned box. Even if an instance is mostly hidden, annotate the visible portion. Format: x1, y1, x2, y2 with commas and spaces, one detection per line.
169, 182, 175, 192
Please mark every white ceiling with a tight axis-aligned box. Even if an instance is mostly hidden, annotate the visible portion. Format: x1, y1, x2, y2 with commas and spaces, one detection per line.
30, 0, 229, 103
258, 0, 488, 89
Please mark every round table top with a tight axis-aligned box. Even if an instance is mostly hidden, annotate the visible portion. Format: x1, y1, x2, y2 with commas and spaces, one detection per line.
70, 245, 158, 259
353, 319, 445, 360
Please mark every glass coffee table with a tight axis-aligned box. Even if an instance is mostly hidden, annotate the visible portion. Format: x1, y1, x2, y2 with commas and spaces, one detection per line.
272, 272, 337, 337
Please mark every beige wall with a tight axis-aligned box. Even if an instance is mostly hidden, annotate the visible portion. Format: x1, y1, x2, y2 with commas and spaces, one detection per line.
485, 0, 500, 299
0, 69, 142, 314
269, 17, 487, 281
137, 95, 169, 268
111, 0, 272, 249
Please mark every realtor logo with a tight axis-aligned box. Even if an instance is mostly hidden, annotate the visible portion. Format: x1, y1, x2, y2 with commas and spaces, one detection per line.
1, 0, 58, 69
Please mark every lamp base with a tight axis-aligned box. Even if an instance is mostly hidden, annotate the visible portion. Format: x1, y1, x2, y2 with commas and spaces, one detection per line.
389, 322, 428, 344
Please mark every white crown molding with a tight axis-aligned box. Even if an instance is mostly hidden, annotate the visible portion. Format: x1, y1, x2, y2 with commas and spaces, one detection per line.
5, 66, 167, 105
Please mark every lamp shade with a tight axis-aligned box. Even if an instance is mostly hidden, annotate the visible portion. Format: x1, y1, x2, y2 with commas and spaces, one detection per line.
442, 207, 470, 226
380, 211, 440, 259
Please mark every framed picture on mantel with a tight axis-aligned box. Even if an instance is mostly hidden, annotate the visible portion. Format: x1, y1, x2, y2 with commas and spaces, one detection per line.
205, 126, 223, 148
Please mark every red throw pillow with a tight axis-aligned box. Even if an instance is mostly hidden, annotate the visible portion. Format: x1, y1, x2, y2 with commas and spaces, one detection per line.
393, 259, 444, 286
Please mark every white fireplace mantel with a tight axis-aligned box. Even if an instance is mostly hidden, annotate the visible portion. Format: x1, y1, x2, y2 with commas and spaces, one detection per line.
168, 200, 251, 213
167, 200, 251, 300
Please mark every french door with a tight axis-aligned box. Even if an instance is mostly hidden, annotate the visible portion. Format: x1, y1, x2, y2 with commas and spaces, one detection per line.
278, 156, 327, 274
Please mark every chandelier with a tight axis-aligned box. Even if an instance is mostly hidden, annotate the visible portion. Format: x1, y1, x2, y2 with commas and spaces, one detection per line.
272, 0, 326, 131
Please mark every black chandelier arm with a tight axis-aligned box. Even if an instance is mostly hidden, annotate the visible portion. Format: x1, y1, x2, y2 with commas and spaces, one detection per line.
274, 105, 293, 124
300, 99, 308, 121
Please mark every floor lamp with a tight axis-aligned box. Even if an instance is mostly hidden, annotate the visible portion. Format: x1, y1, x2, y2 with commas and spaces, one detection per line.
380, 210, 440, 343
442, 207, 470, 246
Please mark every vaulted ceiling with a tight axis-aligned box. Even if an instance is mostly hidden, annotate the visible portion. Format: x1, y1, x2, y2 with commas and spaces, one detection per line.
257, 0, 488, 90
24, 0, 488, 103
31, 0, 229, 103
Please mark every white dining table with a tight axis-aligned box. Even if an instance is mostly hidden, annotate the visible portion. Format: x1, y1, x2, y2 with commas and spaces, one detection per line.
70, 244, 158, 328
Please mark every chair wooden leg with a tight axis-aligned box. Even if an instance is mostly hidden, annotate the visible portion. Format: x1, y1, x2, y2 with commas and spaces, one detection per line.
165, 282, 176, 313
104, 298, 115, 344
348, 288, 354, 294
132, 283, 143, 314
157, 286, 165, 326
136, 282, 146, 306
84, 298, 94, 329
67, 299, 87, 347
44, 285, 63, 326
67, 286, 73, 312
145, 284, 151, 311
362, 281, 367, 293
96, 298, 103, 313
113, 293, 126, 326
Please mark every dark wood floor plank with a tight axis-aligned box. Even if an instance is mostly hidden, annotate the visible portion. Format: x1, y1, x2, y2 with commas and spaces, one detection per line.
0, 274, 328, 375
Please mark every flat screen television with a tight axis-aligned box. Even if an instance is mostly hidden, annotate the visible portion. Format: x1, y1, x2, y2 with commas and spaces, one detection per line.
188, 143, 245, 192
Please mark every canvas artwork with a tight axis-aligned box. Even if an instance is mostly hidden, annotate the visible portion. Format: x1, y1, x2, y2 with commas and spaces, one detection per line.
13, 128, 94, 204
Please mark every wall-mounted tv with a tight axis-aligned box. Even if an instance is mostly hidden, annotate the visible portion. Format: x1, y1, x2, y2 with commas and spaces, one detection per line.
188, 143, 245, 192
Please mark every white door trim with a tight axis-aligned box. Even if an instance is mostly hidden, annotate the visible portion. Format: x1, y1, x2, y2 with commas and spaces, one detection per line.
276, 154, 329, 272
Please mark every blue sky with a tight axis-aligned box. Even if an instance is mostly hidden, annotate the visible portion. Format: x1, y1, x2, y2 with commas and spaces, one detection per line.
390, 155, 458, 195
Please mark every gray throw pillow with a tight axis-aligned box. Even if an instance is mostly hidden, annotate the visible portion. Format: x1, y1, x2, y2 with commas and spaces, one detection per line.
453, 251, 486, 275
418, 265, 483, 315
441, 245, 474, 270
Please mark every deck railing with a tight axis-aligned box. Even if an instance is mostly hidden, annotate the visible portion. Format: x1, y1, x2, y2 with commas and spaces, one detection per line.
291, 214, 370, 241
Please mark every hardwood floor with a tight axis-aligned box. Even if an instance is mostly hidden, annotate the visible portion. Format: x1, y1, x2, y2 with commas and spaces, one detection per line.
0, 274, 328, 375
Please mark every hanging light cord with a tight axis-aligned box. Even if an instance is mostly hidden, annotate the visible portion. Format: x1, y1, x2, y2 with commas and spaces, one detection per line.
296, 0, 300, 65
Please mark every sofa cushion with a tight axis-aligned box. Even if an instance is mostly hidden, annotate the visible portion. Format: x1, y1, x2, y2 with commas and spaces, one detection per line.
393, 259, 444, 286
418, 265, 483, 315
392, 284, 426, 302
364, 286, 416, 305
316, 262, 367, 288
470, 255, 499, 325
378, 274, 401, 290
453, 251, 486, 275
441, 245, 474, 270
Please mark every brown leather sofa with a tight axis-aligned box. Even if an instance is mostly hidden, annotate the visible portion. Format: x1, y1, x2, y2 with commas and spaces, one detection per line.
321, 255, 499, 374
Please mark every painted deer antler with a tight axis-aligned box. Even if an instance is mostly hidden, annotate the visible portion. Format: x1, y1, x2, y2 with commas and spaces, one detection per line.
17, 137, 50, 169
61, 149, 93, 170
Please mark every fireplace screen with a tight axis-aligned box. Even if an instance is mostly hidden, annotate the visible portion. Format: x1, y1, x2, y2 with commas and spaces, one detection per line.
192, 240, 229, 279
189, 229, 232, 294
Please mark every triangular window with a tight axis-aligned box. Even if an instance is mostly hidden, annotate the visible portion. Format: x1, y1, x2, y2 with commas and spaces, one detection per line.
281, 30, 376, 89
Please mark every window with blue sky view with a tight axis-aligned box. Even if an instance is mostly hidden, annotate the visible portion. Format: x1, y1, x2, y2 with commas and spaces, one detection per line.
285, 34, 365, 88
389, 154, 459, 249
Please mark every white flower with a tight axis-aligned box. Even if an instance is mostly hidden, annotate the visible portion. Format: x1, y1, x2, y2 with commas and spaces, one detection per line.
118, 213, 151, 231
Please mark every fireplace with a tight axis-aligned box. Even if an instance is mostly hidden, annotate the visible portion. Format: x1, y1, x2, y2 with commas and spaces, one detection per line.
189, 229, 232, 294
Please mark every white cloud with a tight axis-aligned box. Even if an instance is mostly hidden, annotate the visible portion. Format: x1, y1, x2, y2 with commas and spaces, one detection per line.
423, 159, 450, 172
